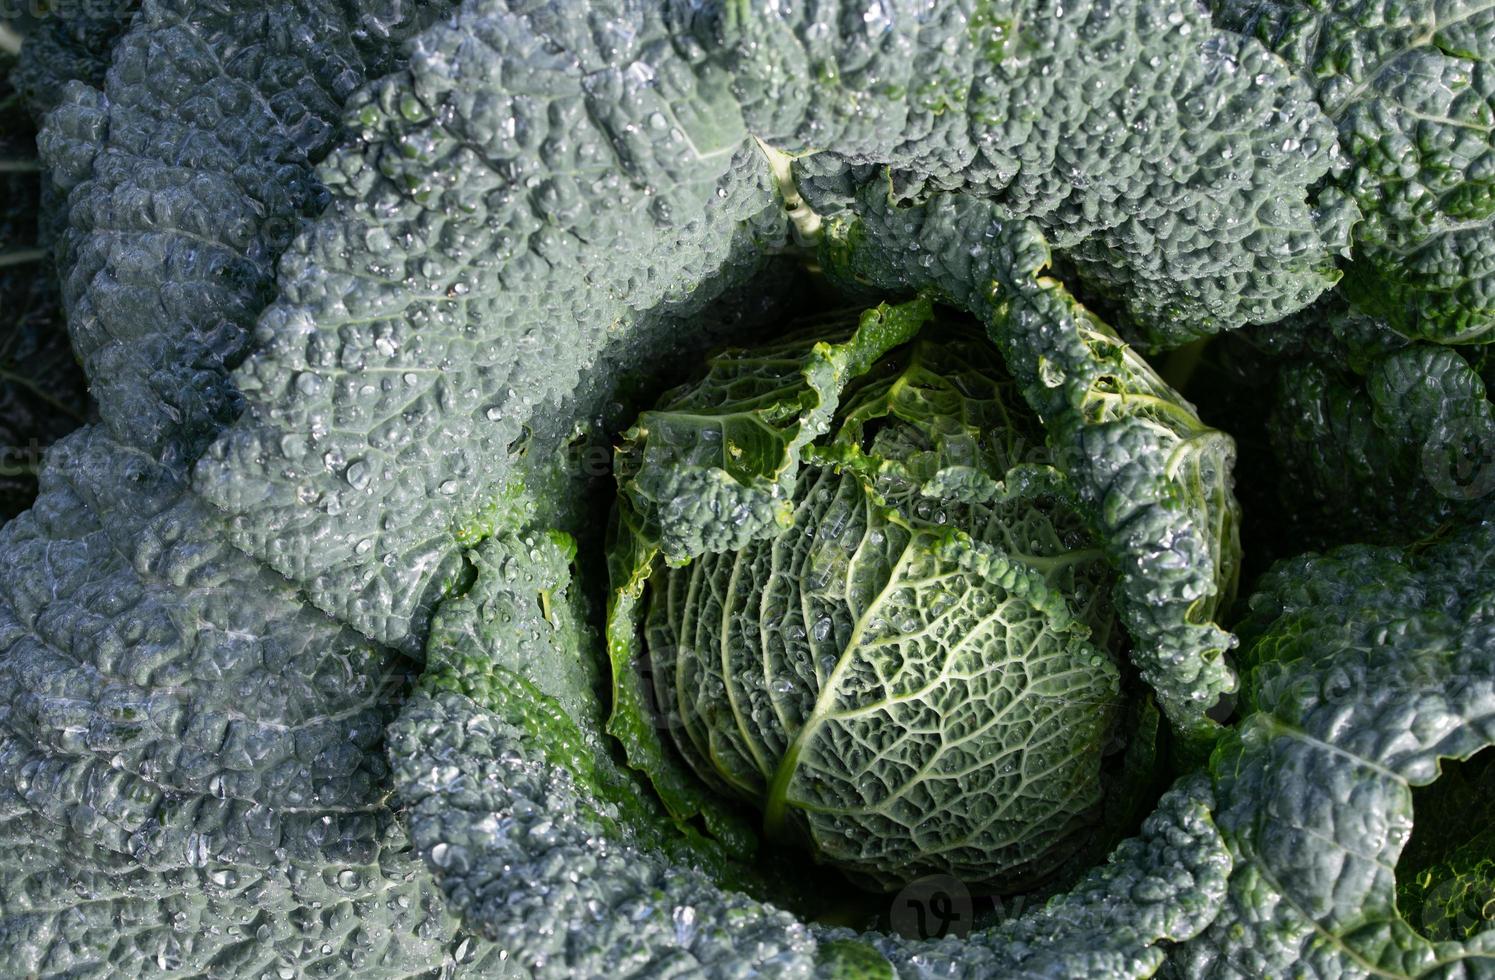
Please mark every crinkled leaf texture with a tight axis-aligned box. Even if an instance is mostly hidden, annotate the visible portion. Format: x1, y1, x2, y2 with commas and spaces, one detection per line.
154, 0, 1249, 966
1254, 300, 1495, 546
1212, 0, 1495, 343
1174, 513, 1495, 977
690, 0, 1356, 346
0, 0, 1261, 974
0, 2, 504, 975
614, 300, 932, 567
0, 427, 482, 977
195, 0, 782, 653
201, 0, 1308, 659
37, 0, 460, 465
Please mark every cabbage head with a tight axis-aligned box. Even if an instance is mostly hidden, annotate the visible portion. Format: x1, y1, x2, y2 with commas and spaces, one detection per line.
608, 300, 1147, 893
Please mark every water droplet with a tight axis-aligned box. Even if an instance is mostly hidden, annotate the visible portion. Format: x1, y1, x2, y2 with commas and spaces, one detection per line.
345, 460, 372, 490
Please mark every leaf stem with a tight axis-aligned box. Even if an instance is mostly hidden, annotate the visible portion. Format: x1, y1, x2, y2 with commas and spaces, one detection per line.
755, 137, 823, 244
0, 248, 46, 268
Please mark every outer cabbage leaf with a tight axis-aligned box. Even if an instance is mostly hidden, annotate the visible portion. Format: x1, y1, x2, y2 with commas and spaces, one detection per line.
686, 0, 1357, 346
201, 0, 1330, 656
1225, 300, 1495, 547
0, 4, 503, 975
1174, 514, 1495, 977
195, 0, 782, 652
1276, 344, 1495, 539
37, 0, 458, 464
813, 179, 1241, 740
0, 427, 482, 977
1212, 0, 1495, 343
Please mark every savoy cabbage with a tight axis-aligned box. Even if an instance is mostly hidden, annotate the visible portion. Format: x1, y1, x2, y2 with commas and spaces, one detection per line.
610, 301, 1140, 891
0, 0, 1492, 977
